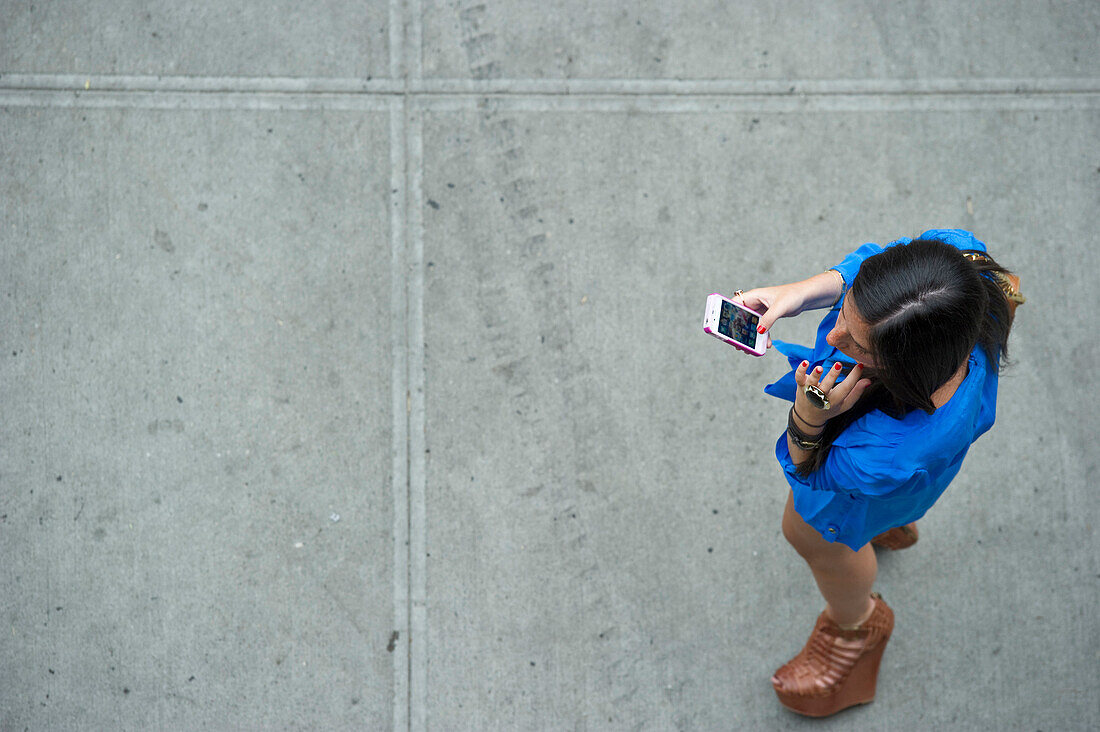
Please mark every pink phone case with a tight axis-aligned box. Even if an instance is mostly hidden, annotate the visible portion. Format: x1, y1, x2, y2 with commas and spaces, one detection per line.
703, 292, 767, 356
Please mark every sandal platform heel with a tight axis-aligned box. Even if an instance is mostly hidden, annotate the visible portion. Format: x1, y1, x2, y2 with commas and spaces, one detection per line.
871, 522, 919, 550
771, 592, 894, 718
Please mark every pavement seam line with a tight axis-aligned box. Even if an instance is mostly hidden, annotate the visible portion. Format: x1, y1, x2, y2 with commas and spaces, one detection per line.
405, 6, 427, 729
391, 1, 410, 729
390, 100, 411, 732
406, 104, 428, 732
2, 74, 1099, 96
0, 90, 396, 111
410, 0, 424, 83
390, 0, 404, 82
3, 90, 1097, 114
416, 93, 1100, 113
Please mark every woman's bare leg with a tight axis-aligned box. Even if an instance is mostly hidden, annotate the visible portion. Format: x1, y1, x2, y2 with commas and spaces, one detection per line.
781, 490, 877, 627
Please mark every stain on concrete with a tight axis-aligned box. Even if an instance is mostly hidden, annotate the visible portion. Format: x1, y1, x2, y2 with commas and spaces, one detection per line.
147, 419, 184, 435
154, 229, 174, 253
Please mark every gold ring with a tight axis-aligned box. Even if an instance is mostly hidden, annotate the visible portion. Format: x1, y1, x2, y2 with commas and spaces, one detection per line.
804, 383, 831, 410
732, 289, 745, 298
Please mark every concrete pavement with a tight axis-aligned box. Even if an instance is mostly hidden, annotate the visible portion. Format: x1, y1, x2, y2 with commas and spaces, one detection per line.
2, 2, 1098, 729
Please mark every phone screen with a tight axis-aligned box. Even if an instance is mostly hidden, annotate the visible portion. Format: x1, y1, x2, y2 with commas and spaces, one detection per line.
717, 300, 760, 347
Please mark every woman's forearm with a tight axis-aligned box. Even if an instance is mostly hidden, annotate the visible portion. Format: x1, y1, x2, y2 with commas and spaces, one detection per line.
797, 269, 846, 311
733, 268, 845, 332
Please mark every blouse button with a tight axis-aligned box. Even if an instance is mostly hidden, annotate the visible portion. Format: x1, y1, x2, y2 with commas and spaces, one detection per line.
827, 526, 838, 534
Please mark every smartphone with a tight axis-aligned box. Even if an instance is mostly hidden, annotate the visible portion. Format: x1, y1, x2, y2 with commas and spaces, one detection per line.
703, 293, 767, 356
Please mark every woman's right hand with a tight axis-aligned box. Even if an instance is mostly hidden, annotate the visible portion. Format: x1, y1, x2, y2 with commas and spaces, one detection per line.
731, 284, 810, 338
732, 270, 845, 340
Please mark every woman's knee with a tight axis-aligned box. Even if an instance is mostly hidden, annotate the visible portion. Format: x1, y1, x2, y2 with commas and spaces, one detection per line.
781, 491, 818, 560
781, 498, 802, 550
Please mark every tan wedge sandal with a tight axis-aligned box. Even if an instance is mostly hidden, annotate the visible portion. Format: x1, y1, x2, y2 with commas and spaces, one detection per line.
771, 592, 894, 717
871, 522, 919, 550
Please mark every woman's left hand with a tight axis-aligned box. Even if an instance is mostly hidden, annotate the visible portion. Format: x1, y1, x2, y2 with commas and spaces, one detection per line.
793, 361, 873, 425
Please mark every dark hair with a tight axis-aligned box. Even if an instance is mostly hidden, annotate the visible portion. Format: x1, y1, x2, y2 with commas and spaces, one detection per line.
796, 239, 1015, 477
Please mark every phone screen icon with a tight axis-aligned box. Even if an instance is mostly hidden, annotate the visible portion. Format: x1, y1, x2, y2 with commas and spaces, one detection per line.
717, 300, 759, 346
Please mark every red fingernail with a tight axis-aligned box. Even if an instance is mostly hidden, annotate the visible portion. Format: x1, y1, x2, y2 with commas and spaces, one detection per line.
815, 366, 823, 373
801, 361, 809, 368
857, 363, 864, 369
757, 325, 766, 334
834, 362, 842, 371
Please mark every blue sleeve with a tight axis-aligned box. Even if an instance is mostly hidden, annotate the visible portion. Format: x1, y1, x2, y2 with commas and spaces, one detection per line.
916, 229, 988, 254
829, 230, 988, 292
824, 444, 932, 498
775, 431, 932, 499
829, 243, 883, 293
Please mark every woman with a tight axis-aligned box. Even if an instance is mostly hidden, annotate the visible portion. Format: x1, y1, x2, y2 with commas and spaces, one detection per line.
733, 229, 1022, 717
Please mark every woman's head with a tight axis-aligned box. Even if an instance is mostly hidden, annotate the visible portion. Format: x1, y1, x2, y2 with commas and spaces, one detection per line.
833, 240, 1002, 414
796, 238, 1014, 477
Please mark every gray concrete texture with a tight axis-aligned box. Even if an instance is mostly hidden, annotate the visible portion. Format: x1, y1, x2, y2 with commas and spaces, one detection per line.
0, 1, 1097, 730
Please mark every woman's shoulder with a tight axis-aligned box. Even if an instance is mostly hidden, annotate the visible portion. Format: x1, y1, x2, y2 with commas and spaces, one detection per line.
914, 228, 989, 253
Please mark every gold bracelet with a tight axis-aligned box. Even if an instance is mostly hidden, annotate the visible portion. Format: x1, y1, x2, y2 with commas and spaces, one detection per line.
826, 268, 848, 306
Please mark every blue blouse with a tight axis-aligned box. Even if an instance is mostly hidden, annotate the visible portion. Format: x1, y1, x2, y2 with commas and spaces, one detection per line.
765, 229, 1000, 550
